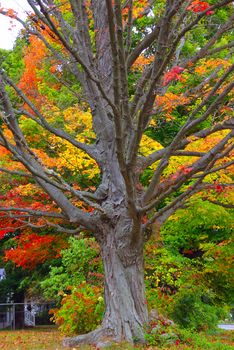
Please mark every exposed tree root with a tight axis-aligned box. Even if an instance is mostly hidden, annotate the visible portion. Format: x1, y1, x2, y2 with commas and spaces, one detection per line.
63, 327, 114, 348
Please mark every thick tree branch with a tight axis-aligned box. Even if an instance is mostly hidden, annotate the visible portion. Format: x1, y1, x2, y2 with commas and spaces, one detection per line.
202, 198, 234, 209
192, 158, 234, 179
12, 217, 86, 235
0, 207, 65, 219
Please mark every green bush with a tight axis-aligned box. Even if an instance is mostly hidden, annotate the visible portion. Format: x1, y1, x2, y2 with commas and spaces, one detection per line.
169, 287, 227, 331
144, 199, 233, 332
41, 237, 104, 335
41, 237, 103, 303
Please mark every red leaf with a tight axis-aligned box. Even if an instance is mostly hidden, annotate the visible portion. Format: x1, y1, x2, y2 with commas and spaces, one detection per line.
163, 66, 184, 86
0, 229, 14, 240
188, 1, 214, 16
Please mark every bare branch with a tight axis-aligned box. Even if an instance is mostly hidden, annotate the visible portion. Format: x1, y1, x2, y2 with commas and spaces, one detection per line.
12, 218, 86, 235
202, 198, 234, 209
192, 159, 234, 179
143, 179, 204, 229
125, 0, 133, 54
208, 41, 234, 56
114, 0, 132, 133
184, 15, 234, 66
0, 167, 33, 178
0, 206, 65, 219
105, 0, 121, 110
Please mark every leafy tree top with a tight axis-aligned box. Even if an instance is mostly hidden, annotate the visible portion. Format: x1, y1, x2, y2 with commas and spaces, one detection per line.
0, 0, 233, 237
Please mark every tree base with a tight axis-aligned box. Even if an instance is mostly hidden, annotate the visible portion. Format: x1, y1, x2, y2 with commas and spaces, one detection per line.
63, 327, 115, 348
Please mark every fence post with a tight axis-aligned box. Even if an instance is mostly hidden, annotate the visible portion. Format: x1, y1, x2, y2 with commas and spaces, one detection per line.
12, 304, 15, 330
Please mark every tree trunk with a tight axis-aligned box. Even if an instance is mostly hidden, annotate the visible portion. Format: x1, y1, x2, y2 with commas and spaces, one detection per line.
101, 231, 148, 343
63, 219, 148, 347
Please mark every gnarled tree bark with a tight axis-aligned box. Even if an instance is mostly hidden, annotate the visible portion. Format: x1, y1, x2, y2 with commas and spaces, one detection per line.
64, 209, 148, 347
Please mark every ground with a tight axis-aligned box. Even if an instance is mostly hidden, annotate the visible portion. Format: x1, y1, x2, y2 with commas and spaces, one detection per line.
0, 326, 233, 350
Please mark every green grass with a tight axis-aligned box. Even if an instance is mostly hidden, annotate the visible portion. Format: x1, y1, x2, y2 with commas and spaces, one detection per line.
0, 327, 233, 350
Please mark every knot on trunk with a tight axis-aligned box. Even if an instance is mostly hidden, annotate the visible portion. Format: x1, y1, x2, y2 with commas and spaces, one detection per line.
116, 245, 141, 267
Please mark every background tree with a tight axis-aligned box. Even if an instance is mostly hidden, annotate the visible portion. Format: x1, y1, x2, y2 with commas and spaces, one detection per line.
145, 197, 234, 330
0, 0, 233, 346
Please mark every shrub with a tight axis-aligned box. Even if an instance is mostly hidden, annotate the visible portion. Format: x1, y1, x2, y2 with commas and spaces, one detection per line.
49, 281, 104, 335
145, 315, 180, 347
169, 286, 227, 331
41, 237, 103, 303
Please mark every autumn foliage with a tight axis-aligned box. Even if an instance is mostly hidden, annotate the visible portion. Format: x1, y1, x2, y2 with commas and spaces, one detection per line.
4, 232, 67, 270
188, 1, 214, 15
18, 36, 47, 106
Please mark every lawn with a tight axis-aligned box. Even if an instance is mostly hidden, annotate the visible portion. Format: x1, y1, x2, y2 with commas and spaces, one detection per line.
0, 327, 233, 350
0, 326, 64, 350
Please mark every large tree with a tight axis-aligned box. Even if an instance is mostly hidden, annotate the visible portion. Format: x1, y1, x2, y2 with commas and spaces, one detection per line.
0, 0, 233, 346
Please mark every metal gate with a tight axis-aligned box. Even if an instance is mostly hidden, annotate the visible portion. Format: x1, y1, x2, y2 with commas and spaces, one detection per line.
0, 303, 54, 330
